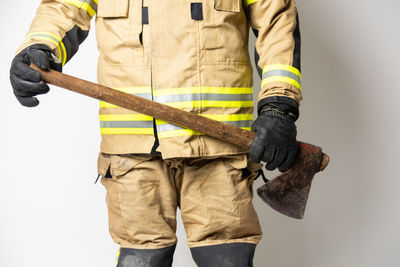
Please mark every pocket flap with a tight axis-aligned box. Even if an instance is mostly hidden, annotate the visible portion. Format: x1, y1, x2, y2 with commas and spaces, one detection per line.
97, 152, 111, 176
97, 0, 129, 18
215, 0, 240, 13
110, 154, 153, 177
223, 154, 248, 169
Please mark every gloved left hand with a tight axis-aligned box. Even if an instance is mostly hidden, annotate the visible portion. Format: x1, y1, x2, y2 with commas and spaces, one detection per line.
249, 96, 299, 172
10, 44, 62, 107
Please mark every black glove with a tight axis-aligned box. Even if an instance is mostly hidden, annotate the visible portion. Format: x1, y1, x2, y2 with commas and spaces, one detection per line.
249, 96, 299, 172
10, 44, 62, 107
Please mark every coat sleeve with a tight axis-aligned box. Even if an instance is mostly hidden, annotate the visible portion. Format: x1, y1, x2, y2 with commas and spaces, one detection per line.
17, 0, 97, 66
245, 0, 302, 104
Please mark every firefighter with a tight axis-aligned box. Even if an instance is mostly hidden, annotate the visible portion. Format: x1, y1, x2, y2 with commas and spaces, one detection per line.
9, 0, 301, 266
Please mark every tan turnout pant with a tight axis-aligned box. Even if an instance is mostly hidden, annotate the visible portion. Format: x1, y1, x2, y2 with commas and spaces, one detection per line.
98, 153, 263, 249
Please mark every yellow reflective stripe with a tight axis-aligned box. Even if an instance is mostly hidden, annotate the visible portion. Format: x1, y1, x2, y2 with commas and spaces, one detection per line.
200, 114, 253, 121
153, 87, 253, 96
158, 129, 203, 138
165, 100, 253, 109
244, 0, 258, 7
155, 114, 253, 126
100, 87, 253, 108
99, 87, 152, 108
101, 100, 254, 109
62, 0, 97, 17
262, 64, 302, 79
100, 102, 119, 108
113, 87, 151, 94
24, 32, 67, 66
261, 76, 301, 91
100, 128, 154, 135
157, 127, 251, 138
99, 114, 153, 121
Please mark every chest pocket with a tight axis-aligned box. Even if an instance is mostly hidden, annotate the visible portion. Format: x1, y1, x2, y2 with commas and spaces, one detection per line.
214, 0, 240, 13
97, 0, 130, 17
96, 0, 144, 65
202, 0, 249, 64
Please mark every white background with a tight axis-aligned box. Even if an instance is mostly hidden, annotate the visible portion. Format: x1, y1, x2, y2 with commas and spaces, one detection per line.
1, 0, 399, 266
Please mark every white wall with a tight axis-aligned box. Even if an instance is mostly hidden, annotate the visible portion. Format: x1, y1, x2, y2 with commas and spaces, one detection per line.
0, 1, 399, 266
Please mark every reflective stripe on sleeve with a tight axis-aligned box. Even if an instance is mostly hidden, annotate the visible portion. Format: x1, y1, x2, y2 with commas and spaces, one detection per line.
24, 32, 67, 66
261, 64, 302, 91
62, 0, 98, 17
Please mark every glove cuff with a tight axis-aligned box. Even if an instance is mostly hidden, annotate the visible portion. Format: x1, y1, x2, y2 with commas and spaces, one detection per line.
257, 96, 299, 121
26, 44, 62, 72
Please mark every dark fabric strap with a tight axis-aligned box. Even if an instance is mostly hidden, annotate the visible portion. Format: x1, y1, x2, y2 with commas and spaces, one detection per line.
62, 25, 89, 64
142, 7, 149, 24
191, 3, 203, 20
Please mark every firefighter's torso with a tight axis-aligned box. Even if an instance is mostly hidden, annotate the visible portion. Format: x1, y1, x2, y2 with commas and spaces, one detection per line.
95, 0, 254, 158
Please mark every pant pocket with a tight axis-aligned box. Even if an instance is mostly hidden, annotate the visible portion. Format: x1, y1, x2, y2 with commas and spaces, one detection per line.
98, 153, 151, 244
100, 154, 165, 247
97, 152, 111, 178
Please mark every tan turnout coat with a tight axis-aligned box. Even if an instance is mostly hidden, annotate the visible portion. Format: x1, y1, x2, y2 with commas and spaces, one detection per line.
19, 0, 302, 158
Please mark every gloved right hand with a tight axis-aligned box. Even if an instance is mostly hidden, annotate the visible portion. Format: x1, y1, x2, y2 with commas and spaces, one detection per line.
249, 96, 299, 172
10, 44, 62, 107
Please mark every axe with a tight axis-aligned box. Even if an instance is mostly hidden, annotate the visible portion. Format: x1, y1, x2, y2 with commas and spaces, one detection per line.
31, 64, 329, 219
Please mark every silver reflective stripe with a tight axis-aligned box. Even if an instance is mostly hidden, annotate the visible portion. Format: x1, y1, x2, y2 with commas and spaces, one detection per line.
262, 70, 301, 84
225, 120, 253, 128
157, 123, 184, 132
154, 93, 253, 103
133, 93, 152, 100
157, 120, 253, 132
100, 121, 154, 128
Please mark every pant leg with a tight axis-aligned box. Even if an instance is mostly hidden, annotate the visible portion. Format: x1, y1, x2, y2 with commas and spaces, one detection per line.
98, 153, 178, 250
178, 153, 263, 249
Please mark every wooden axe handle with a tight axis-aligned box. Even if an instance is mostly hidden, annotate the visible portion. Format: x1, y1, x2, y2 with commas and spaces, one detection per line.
31, 64, 329, 172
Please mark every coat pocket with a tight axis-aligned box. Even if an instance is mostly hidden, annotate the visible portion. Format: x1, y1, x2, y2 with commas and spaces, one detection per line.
202, 0, 248, 63
95, 0, 144, 64
97, 0, 129, 18
214, 0, 240, 13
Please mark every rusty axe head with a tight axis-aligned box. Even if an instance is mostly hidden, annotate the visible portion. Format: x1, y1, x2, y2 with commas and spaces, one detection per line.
257, 142, 329, 219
